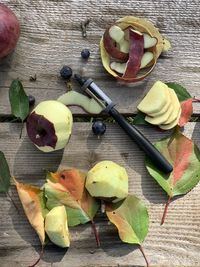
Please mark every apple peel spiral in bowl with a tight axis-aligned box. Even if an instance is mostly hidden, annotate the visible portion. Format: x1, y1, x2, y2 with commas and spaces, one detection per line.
100, 16, 171, 83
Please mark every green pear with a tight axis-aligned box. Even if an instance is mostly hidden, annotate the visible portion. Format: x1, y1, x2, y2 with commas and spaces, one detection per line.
85, 161, 128, 203
45, 205, 70, 248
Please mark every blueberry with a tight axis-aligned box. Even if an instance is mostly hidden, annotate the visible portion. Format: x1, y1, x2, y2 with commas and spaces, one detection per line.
60, 66, 72, 79
28, 95, 35, 106
81, 49, 90, 59
92, 120, 106, 137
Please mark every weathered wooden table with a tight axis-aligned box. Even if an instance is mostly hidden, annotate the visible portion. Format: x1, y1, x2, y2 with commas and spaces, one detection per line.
0, 1, 200, 266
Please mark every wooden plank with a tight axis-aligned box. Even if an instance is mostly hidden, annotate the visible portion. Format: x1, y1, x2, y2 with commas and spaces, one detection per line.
0, 122, 200, 266
0, 0, 200, 115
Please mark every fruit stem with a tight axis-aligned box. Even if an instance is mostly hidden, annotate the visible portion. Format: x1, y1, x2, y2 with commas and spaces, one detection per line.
91, 220, 100, 247
6, 192, 20, 214
192, 97, 200, 102
161, 196, 171, 225
139, 245, 149, 267
28, 246, 44, 267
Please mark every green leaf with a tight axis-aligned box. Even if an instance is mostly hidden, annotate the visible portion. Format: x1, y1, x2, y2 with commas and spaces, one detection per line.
0, 151, 11, 193
166, 82, 191, 102
44, 169, 99, 226
133, 112, 149, 125
145, 130, 200, 224
106, 195, 149, 244
9, 79, 29, 121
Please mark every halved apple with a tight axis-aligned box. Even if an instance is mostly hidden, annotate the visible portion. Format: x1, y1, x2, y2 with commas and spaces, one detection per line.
137, 81, 170, 114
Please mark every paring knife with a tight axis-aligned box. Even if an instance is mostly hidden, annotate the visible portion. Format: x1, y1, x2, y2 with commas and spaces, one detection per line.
74, 74, 173, 174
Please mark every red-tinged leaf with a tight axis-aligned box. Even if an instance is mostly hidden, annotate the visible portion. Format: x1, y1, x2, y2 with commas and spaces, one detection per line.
14, 179, 48, 244
103, 27, 128, 61
145, 130, 200, 224
45, 169, 100, 226
178, 98, 193, 127
48, 169, 99, 219
123, 29, 144, 78
45, 170, 100, 246
166, 82, 193, 127
106, 195, 149, 266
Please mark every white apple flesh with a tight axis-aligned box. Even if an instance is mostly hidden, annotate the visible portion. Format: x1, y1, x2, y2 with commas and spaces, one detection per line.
26, 100, 73, 152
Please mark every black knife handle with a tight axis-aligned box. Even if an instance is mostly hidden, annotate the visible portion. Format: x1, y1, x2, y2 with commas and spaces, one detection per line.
109, 108, 173, 173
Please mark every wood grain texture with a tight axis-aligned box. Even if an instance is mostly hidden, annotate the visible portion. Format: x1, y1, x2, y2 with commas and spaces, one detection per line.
0, 0, 200, 115
0, 122, 200, 266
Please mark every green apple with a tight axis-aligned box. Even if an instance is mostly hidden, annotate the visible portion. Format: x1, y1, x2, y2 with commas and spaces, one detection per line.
45, 205, 70, 248
26, 100, 73, 152
85, 161, 128, 203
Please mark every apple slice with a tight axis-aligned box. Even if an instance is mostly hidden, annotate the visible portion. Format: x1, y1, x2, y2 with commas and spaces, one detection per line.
137, 81, 170, 114
57, 91, 103, 114
45, 205, 70, 248
163, 88, 181, 124
159, 108, 181, 130
147, 95, 171, 117
109, 25, 130, 53
143, 33, 157, 48
122, 29, 144, 78
140, 52, 154, 69
145, 103, 174, 125
109, 25, 124, 43
110, 62, 126, 74
103, 27, 128, 61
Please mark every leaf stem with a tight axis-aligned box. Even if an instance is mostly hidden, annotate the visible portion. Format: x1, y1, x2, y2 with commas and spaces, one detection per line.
139, 245, 149, 267
192, 97, 200, 102
91, 220, 100, 247
28, 246, 44, 267
19, 122, 24, 139
6, 192, 20, 214
100, 199, 105, 213
161, 196, 171, 225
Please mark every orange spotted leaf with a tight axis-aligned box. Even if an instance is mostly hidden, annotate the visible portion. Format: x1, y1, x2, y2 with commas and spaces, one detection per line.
106, 195, 149, 266
106, 195, 149, 244
45, 169, 99, 226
